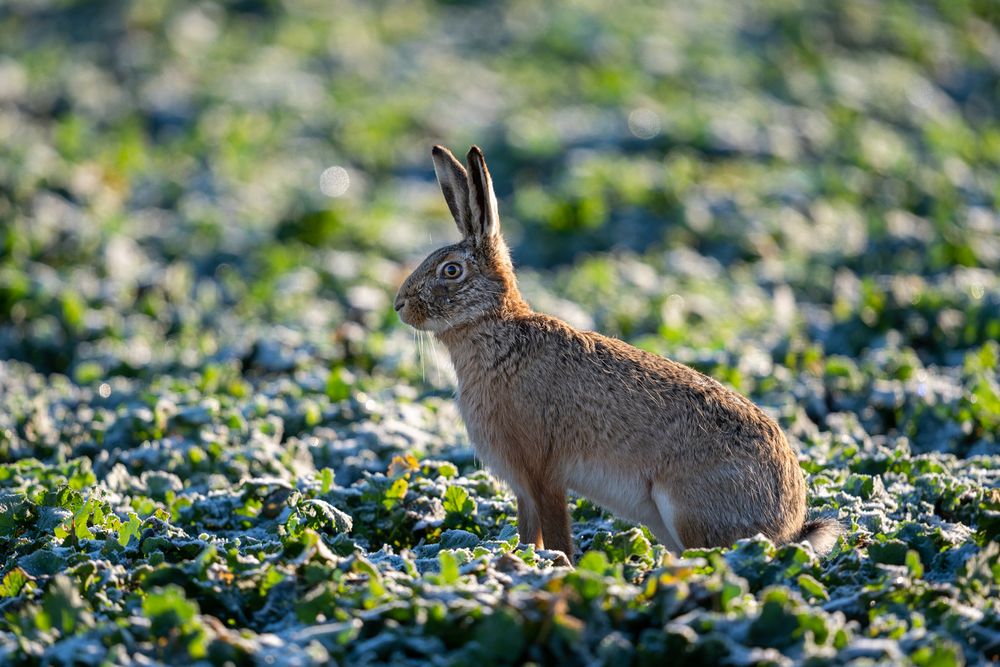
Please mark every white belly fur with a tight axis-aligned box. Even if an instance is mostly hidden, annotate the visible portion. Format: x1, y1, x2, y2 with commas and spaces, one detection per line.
564, 459, 655, 525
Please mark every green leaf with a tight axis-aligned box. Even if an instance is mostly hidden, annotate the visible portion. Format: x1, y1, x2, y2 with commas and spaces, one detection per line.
39, 574, 92, 635
0, 568, 33, 598
73, 500, 95, 541
442, 485, 474, 515
296, 498, 353, 533
843, 474, 880, 500
352, 555, 385, 597
0, 496, 33, 534
439, 529, 479, 550
144, 585, 198, 628
117, 512, 142, 547
326, 367, 353, 402
905, 550, 924, 579
578, 551, 610, 574
142, 585, 206, 658
869, 540, 908, 565
438, 550, 460, 584
319, 468, 335, 494
381, 478, 408, 510
42, 487, 84, 512
74, 361, 103, 385
747, 594, 797, 649
593, 528, 652, 565
910, 641, 963, 667
797, 574, 829, 601
721, 579, 746, 610
19, 549, 68, 577
473, 608, 526, 662
259, 567, 286, 596
61, 291, 86, 332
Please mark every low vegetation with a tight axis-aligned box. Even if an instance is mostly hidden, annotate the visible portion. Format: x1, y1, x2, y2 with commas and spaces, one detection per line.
1, 0, 998, 664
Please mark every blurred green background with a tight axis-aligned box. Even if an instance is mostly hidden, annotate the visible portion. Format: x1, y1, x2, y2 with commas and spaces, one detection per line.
2, 0, 999, 375
2, 2, 1000, 664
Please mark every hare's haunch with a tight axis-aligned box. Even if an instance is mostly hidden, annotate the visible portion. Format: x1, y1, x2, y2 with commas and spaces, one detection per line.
395, 145, 840, 560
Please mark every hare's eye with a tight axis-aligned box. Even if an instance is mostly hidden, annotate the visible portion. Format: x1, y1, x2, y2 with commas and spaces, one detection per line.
440, 262, 463, 279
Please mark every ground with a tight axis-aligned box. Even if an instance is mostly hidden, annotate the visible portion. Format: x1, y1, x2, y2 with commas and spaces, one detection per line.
0, 0, 999, 665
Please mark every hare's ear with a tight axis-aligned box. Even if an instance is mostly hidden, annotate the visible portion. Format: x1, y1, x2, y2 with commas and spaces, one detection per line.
465, 145, 500, 243
432, 145, 474, 238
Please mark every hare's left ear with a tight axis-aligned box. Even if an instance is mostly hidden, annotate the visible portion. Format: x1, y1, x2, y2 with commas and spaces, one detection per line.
432, 145, 475, 239
465, 146, 500, 243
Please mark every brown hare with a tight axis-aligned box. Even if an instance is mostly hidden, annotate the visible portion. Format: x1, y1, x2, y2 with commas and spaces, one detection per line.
394, 145, 840, 560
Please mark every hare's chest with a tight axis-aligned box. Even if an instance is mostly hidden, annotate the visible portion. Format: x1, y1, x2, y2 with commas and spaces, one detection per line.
455, 377, 536, 492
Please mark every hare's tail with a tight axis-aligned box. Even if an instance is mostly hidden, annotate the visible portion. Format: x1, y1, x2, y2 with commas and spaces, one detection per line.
795, 516, 842, 556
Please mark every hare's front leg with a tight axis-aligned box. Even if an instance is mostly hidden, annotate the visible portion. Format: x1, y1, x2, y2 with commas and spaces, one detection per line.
516, 495, 542, 546
535, 486, 573, 559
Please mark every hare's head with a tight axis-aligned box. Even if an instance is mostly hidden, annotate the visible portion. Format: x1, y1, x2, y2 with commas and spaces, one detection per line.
394, 146, 521, 333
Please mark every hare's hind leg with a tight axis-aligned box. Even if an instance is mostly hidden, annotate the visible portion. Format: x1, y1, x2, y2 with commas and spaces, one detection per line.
650, 483, 687, 554
516, 495, 542, 547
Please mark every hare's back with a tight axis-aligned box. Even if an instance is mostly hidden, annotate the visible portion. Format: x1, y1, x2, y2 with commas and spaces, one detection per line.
518, 316, 786, 457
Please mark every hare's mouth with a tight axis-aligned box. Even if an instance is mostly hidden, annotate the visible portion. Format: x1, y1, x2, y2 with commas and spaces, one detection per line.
395, 296, 451, 332
397, 304, 418, 327
397, 302, 430, 331
406, 316, 444, 332
402, 309, 450, 333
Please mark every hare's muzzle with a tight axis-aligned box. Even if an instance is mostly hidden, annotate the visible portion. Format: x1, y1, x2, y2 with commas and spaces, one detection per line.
393, 294, 406, 312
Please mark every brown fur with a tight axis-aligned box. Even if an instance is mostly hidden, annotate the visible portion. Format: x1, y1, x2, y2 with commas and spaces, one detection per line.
395, 145, 840, 559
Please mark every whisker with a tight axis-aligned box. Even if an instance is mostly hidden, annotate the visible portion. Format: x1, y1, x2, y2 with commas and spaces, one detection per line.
418, 331, 427, 384
411, 327, 417, 372
428, 335, 445, 385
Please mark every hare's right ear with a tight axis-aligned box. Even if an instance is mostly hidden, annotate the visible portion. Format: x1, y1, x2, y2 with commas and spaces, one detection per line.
431, 145, 474, 238
465, 145, 500, 243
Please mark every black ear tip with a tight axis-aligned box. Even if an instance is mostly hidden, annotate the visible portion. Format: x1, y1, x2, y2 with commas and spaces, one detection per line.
466, 145, 484, 161
432, 144, 452, 158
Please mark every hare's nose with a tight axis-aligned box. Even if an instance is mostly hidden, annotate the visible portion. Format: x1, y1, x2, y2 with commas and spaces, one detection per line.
393, 294, 406, 312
